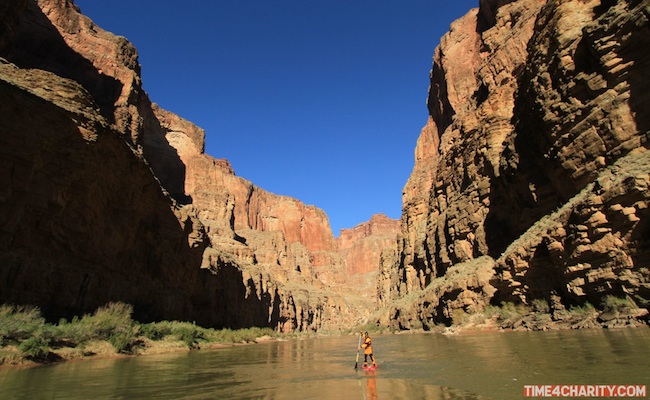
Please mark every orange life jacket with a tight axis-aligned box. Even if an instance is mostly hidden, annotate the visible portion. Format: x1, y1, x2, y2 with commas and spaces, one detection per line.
362, 336, 373, 354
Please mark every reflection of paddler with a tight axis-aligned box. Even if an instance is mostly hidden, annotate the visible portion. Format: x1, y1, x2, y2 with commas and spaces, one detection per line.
360, 331, 376, 367
366, 375, 378, 400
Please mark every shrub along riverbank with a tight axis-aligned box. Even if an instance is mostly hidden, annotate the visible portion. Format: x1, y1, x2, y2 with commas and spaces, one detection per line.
0, 302, 279, 367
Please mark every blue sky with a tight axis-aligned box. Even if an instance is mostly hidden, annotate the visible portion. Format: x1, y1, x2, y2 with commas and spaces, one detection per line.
74, 1, 473, 236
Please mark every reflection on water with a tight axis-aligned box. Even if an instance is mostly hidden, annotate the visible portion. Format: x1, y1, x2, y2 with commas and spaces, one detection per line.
1, 328, 648, 399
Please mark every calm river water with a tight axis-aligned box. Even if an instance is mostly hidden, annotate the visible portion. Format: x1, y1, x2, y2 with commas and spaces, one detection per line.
1, 328, 648, 399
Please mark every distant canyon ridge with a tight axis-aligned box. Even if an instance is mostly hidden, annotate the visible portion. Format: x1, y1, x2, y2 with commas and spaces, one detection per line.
1, 0, 648, 332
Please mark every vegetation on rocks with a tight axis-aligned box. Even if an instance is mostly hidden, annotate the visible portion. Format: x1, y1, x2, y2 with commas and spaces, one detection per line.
0, 302, 278, 367
445, 295, 648, 333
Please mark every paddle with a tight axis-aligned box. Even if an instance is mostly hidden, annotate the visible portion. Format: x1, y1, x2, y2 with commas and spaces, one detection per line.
354, 332, 362, 370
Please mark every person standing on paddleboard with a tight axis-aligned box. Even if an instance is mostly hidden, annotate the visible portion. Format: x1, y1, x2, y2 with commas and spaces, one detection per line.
360, 331, 376, 367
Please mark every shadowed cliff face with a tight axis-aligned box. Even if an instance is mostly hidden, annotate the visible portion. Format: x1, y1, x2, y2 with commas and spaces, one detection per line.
3, 0, 122, 122
0, 61, 218, 324
391, 0, 649, 330
0, 57, 305, 329
0, 0, 219, 324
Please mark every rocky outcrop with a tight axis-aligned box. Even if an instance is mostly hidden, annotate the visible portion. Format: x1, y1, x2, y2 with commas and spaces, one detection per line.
5, 0, 143, 143
0, 0, 361, 332
386, 257, 498, 330
398, 0, 544, 300
391, 0, 649, 330
336, 214, 400, 304
338, 214, 400, 275
494, 151, 650, 312
487, 0, 650, 255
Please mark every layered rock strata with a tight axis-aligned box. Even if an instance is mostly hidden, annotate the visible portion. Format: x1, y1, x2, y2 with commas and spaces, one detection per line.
390, 0, 649, 330
337, 214, 400, 302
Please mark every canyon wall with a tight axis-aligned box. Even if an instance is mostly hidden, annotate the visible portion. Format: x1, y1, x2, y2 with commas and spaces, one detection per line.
337, 214, 400, 303
0, 0, 383, 332
388, 0, 649, 329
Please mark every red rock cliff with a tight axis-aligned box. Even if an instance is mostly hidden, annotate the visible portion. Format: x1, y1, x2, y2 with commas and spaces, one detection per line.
338, 214, 400, 275
389, 0, 649, 330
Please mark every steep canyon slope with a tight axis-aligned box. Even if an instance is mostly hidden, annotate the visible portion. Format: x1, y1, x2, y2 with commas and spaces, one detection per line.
0, 0, 399, 332
387, 0, 649, 330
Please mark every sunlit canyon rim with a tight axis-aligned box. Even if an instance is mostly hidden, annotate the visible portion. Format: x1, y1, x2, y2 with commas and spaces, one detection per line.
1, 0, 648, 333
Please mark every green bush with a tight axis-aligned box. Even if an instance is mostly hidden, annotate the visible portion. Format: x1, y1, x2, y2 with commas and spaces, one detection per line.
0, 305, 45, 345
172, 324, 206, 348
199, 326, 277, 344
483, 302, 531, 327
0, 348, 21, 365
568, 302, 597, 317
601, 295, 637, 312
451, 308, 470, 325
18, 337, 49, 360
83, 302, 134, 340
216, 327, 276, 343
108, 331, 136, 353
141, 321, 215, 348
0, 301, 284, 364
139, 321, 174, 341
51, 316, 88, 345
482, 304, 501, 319
500, 302, 530, 319
67, 303, 138, 353
531, 298, 550, 313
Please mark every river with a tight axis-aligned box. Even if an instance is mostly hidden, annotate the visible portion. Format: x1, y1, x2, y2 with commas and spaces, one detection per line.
1, 328, 648, 399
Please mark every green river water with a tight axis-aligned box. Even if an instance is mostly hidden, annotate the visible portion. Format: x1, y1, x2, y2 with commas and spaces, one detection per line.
1, 328, 648, 399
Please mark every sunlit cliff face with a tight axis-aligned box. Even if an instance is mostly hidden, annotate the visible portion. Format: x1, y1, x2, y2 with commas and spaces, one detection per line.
390, 0, 649, 330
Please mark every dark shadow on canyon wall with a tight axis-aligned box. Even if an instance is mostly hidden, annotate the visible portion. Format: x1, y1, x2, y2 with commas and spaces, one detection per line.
1, 1, 192, 205
209, 263, 281, 329
0, 77, 208, 324
2, 0, 121, 124
140, 103, 191, 204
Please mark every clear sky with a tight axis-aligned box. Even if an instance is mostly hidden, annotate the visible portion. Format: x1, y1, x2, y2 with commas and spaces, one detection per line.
74, 1, 473, 236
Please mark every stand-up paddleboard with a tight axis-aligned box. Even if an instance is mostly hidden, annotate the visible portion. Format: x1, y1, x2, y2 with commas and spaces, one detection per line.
361, 364, 378, 371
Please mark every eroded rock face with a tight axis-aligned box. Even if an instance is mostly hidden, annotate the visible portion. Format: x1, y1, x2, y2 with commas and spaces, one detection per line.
494, 152, 650, 310
336, 214, 400, 305
6, 0, 142, 141
338, 214, 400, 275
392, 0, 649, 329
399, 0, 544, 298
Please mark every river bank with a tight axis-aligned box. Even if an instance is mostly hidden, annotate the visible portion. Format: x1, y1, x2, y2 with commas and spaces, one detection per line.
0, 302, 281, 368
2, 298, 648, 369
